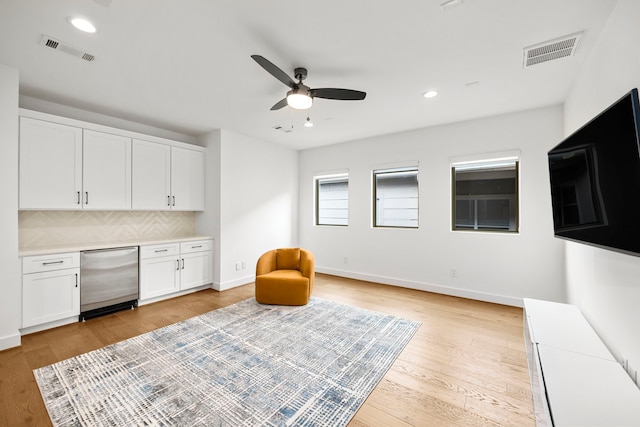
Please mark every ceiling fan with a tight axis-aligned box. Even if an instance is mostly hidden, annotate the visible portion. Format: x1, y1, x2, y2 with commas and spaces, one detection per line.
251, 55, 366, 111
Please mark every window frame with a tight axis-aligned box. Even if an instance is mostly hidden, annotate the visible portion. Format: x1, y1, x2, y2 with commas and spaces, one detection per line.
372, 166, 419, 229
315, 173, 349, 227
451, 156, 520, 233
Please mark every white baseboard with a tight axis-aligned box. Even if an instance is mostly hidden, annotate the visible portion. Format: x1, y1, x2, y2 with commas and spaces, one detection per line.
211, 268, 521, 307
316, 267, 523, 307
215, 275, 254, 292
0, 331, 21, 351
138, 284, 212, 306
20, 316, 78, 336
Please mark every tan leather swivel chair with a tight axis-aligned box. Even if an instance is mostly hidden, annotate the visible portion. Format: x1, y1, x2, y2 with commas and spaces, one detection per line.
255, 248, 314, 305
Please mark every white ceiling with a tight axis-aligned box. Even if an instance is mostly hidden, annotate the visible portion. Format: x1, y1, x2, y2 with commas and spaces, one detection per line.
0, 0, 617, 150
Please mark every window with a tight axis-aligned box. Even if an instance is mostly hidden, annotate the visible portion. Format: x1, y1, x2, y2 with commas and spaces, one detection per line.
373, 167, 419, 228
315, 174, 349, 226
452, 159, 519, 232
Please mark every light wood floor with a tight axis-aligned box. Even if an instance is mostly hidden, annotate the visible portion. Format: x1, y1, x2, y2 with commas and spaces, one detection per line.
0, 274, 535, 426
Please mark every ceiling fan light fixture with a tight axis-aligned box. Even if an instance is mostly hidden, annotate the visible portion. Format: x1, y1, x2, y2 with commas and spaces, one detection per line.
423, 90, 439, 99
287, 92, 313, 110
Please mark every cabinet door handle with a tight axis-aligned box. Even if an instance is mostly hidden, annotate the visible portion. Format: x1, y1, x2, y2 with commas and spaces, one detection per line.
154, 249, 168, 253
176, 259, 180, 271
181, 258, 185, 270
191, 245, 202, 249
167, 195, 171, 207
75, 273, 78, 288
42, 260, 64, 266
85, 191, 89, 205
77, 191, 81, 205
172, 196, 176, 206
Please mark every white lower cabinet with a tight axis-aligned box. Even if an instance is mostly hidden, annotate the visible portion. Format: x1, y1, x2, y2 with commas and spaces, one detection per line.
139, 239, 212, 301
180, 241, 213, 290
22, 252, 80, 329
139, 243, 180, 300
524, 298, 640, 426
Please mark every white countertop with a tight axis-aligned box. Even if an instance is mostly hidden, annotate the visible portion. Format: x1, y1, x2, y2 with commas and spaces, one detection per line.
19, 236, 214, 257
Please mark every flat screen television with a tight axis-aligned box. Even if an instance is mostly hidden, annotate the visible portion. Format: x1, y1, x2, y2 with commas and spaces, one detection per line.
548, 88, 640, 256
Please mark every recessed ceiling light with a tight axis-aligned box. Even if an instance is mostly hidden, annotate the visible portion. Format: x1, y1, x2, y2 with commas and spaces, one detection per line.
69, 17, 97, 33
422, 90, 438, 99
304, 116, 314, 127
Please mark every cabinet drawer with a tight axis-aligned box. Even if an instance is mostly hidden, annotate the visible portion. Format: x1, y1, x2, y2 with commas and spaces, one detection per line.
22, 252, 80, 274
180, 239, 212, 254
140, 243, 180, 259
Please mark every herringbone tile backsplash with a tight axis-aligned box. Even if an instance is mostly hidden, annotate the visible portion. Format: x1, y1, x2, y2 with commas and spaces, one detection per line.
19, 211, 196, 250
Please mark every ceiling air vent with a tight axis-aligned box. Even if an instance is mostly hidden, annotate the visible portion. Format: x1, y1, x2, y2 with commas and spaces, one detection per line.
523, 32, 582, 68
40, 35, 96, 62
273, 125, 292, 133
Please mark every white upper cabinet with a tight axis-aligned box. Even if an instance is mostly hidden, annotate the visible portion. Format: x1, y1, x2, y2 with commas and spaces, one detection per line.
19, 118, 132, 210
20, 111, 205, 211
132, 141, 204, 211
82, 130, 132, 210
132, 139, 172, 210
171, 147, 204, 211
19, 117, 83, 209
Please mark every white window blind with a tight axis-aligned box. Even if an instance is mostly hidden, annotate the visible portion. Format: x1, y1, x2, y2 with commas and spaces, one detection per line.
316, 175, 349, 226
374, 167, 419, 228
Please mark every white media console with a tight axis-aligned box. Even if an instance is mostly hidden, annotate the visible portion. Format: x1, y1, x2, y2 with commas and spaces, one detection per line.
523, 298, 640, 426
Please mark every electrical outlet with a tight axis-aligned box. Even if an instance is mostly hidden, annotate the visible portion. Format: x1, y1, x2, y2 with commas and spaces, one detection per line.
235, 262, 241, 271
242, 261, 247, 269
343, 256, 348, 264
449, 268, 457, 278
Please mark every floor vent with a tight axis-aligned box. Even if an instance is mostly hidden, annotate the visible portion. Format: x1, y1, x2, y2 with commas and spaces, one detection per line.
40, 35, 96, 62
523, 32, 582, 68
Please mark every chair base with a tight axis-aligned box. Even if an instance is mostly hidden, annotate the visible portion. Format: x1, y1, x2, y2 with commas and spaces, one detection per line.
255, 270, 310, 306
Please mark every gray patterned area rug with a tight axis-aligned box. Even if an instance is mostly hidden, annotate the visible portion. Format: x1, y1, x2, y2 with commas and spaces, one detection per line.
34, 297, 420, 426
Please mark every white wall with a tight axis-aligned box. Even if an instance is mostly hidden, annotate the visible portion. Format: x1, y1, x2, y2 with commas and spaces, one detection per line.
0, 64, 21, 350
195, 129, 222, 287
213, 130, 298, 290
20, 95, 197, 146
299, 105, 566, 306
563, 0, 640, 380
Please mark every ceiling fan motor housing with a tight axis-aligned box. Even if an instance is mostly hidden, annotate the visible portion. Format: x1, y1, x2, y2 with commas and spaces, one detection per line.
294, 67, 308, 81
288, 84, 311, 97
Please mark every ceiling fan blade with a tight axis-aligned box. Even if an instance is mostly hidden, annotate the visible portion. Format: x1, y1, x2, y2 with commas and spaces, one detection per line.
270, 98, 288, 110
311, 88, 366, 101
251, 55, 296, 89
